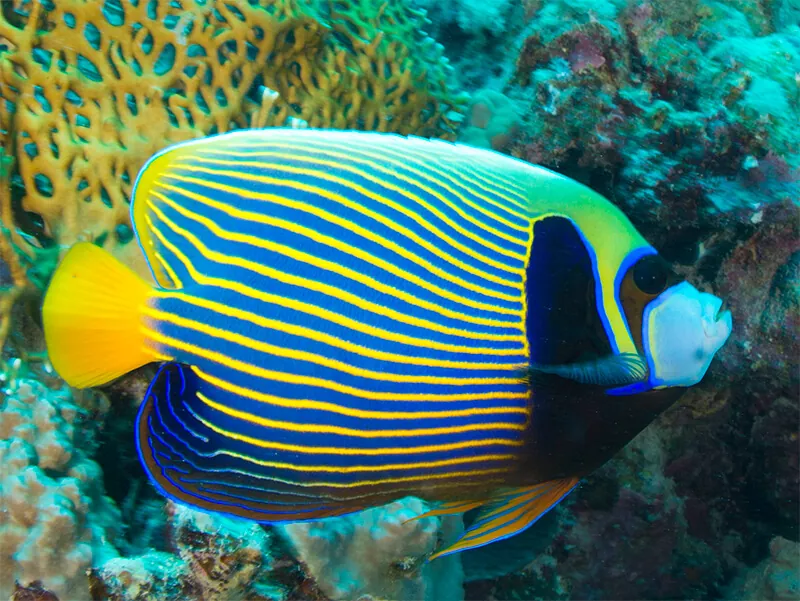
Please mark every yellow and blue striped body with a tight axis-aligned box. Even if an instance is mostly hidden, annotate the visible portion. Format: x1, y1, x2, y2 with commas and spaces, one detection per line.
133, 130, 546, 519
41, 128, 727, 557
129, 128, 653, 527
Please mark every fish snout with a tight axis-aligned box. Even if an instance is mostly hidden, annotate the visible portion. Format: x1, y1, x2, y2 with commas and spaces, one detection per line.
700, 292, 732, 347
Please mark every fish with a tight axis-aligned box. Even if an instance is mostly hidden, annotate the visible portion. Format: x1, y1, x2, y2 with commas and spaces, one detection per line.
41, 128, 732, 559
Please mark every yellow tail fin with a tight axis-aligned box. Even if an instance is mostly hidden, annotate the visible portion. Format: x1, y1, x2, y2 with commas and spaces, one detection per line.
43, 242, 154, 388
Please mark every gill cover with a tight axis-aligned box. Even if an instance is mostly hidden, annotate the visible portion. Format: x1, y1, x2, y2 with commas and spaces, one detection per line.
643, 282, 732, 388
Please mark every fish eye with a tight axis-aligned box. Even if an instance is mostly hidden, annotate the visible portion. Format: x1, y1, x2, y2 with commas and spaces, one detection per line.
633, 255, 669, 295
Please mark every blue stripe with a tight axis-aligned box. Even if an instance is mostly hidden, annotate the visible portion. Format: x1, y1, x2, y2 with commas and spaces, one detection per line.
152, 200, 523, 335
151, 397, 512, 488
158, 175, 524, 297
191, 146, 531, 249
154, 183, 524, 312
198, 141, 533, 226
165, 166, 525, 280
153, 298, 525, 380
156, 292, 527, 360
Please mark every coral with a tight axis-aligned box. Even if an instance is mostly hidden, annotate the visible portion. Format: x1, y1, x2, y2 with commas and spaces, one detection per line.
412, 0, 514, 34
463, 413, 734, 600
89, 502, 278, 601
0, 1, 796, 598
86, 497, 465, 601
746, 397, 800, 539
9, 581, 61, 601
504, 0, 799, 247
0, 375, 119, 601
280, 497, 464, 601
713, 200, 800, 378
414, 7, 799, 593
725, 537, 800, 600
459, 89, 524, 150
0, 147, 29, 354
0, 0, 465, 275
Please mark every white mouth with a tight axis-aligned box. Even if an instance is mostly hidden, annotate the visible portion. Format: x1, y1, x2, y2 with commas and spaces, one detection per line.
703, 296, 733, 342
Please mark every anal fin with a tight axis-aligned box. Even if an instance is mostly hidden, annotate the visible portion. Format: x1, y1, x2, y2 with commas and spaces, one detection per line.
428, 477, 580, 560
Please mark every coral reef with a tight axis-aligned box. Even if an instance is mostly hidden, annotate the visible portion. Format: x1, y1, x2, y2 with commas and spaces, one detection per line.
280, 497, 464, 601
505, 0, 799, 245
86, 497, 464, 601
0, 0, 465, 274
0, 0, 797, 599
89, 502, 278, 601
458, 89, 524, 151
0, 374, 118, 601
725, 536, 800, 601
414, 2, 799, 597
0, 374, 465, 601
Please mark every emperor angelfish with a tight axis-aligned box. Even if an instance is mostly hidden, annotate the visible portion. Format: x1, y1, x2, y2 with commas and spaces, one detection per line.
42, 129, 732, 559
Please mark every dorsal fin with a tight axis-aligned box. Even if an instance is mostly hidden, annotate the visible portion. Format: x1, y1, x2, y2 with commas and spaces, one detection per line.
426, 477, 579, 560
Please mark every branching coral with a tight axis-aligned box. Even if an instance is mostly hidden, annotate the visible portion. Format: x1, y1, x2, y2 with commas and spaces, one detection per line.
0, 146, 28, 354
0, 0, 464, 274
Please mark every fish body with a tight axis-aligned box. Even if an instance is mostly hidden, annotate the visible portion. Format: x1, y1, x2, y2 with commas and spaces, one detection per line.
42, 129, 732, 558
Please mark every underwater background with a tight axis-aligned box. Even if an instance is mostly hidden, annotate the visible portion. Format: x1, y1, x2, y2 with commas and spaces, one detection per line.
0, 0, 797, 600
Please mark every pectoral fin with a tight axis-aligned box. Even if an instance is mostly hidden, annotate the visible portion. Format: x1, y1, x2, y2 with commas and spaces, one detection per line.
428, 477, 580, 560
529, 352, 647, 387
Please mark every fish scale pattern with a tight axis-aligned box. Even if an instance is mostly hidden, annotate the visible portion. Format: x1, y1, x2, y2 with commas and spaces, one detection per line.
0, 0, 464, 269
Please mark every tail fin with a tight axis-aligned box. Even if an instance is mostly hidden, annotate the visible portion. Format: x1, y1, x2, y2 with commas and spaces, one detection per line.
43, 242, 154, 388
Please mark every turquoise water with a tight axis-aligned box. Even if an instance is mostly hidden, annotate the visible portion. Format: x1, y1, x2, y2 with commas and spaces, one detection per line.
0, 1, 797, 600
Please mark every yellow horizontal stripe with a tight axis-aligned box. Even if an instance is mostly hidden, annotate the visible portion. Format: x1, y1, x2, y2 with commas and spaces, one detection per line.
196, 389, 528, 437
168, 162, 524, 275
151, 326, 527, 405
185, 155, 528, 259
193, 366, 529, 419
206, 464, 511, 490
152, 191, 522, 321
185, 471, 504, 504
146, 220, 527, 355
146, 325, 528, 402
199, 146, 531, 234
216, 448, 515, 474
191, 410, 523, 455
146, 306, 523, 387
448, 150, 533, 201
159, 170, 521, 287
479, 490, 546, 521
462, 479, 575, 543
244, 137, 532, 216
411, 500, 486, 520
155, 179, 521, 303
150, 204, 525, 340
157, 290, 528, 370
